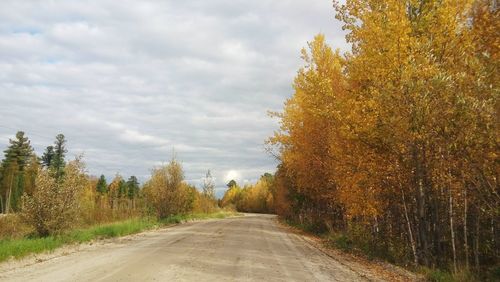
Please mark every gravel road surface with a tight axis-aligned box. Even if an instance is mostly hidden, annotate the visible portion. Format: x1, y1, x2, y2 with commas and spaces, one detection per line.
0, 214, 371, 281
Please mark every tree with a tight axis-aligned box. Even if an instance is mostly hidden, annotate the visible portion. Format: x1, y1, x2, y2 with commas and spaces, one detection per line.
118, 178, 127, 198
220, 183, 241, 210
267, 34, 346, 229
143, 158, 191, 218
220, 174, 275, 214
41, 146, 55, 167
126, 176, 139, 200
226, 179, 237, 188
51, 134, 67, 180
202, 170, 215, 200
0, 131, 34, 212
23, 153, 40, 196
107, 174, 123, 209
96, 174, 107, 194
268, 0, 498, 272
199, 170, 217, 213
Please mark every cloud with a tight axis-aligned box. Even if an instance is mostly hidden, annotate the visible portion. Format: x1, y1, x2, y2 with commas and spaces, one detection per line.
0, 0, 348, 194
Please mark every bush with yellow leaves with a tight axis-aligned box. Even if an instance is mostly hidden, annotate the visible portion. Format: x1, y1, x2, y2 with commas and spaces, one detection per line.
21, 158, 87, 236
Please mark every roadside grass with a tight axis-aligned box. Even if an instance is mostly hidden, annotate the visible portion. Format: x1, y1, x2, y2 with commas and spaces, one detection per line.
0, 211, 239, 263
417, 266, 481, 282
166, 211, 240, 222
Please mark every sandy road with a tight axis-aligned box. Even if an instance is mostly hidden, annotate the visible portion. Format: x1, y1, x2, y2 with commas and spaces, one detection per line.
0, 214, 370, 281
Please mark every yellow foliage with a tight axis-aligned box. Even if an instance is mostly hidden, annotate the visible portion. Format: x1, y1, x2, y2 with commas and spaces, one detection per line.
270, 0, 498, 268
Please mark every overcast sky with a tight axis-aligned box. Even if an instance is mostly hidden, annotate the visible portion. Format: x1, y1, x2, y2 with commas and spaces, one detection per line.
0, 0, 348, 196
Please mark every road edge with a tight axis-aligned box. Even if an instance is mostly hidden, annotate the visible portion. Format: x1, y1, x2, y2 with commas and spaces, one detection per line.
0, 215, 241, 274
274, 218, 423, 282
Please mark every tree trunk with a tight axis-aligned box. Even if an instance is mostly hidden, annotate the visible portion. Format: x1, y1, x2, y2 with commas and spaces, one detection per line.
412, 143, 431, 267
5, 173, 14, 214
402, 187, 418, 267
417, 178, 430, 266
464, 185, 469, 269
474, 211, 480, 269
493, 218, 497, 259
449, 188, 457, 273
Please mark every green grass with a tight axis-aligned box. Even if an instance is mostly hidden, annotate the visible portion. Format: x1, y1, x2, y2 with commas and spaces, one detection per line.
418, 267, 480, 282
0, 211, 239, 263
0, 236, 64, 262
158, 211, 240, 224
420, 268, 456, 282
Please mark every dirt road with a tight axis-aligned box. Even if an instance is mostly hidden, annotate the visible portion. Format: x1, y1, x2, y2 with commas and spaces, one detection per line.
0, 214, 381, 281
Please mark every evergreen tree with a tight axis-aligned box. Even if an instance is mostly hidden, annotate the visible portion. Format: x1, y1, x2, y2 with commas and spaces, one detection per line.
51, 134, 67, 180
226, 179, 237, 188
126, 176, 139, 199
96, 174, 107, 194
0, 131, 34, 212
1, 131, 33, 170
41, 146, 55, 167
118, 179, 127, 198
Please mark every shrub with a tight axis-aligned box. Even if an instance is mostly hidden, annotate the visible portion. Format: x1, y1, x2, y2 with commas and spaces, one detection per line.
20, 159, 87, 236
143, 159, 193, 219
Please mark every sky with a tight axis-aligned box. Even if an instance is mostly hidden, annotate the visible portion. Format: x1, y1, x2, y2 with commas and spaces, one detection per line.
0, 0, 349, 197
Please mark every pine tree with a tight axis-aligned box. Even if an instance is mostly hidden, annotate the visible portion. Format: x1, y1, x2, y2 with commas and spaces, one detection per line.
41, 146, 55, 167
118, 179, 127, 198
0, 131, 34, 212
51, 134, 67, 180
96, 174, 108, 194
1, 131, 33, 170
226, 179, 237, 188
126, 176, 139, 200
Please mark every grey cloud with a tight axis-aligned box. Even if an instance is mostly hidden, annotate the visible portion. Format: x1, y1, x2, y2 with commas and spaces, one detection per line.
0, 0, 348, 194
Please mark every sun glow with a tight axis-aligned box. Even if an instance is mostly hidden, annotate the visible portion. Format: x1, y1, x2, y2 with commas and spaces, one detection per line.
224, 170, 239, 182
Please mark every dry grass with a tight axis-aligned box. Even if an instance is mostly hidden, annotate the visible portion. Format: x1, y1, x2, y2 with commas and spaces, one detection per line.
0, 214, 32, 239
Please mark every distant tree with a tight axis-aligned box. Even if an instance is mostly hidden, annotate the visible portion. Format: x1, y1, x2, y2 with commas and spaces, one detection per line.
226, 179, 237, 188
202, 170, 215, 200
51, 134, 67, 180
96, 174, 107, 194
220, 183, 242, 210
126, 176, 139, 199
143, 158, 191, 218
118, 179, 127, 198
1, 131, 33, 170
220, 177, 274, 214
107, 174, 124, 209
41, 146, 55, 167
260, 173, 274, 183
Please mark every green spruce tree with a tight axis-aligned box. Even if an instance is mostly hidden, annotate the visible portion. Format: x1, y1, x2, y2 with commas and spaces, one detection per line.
0, 131, 34, 212
51, 134, 67, 180
118, 179, 127, 198
96, 174, 108, 194
126, 176, 139, 199
41, 146, 55, 167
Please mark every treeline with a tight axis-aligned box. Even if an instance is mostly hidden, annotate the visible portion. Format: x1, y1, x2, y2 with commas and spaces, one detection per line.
268, 0, 498, 277
220, 173, 275, 214
0, 131, 218, 236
